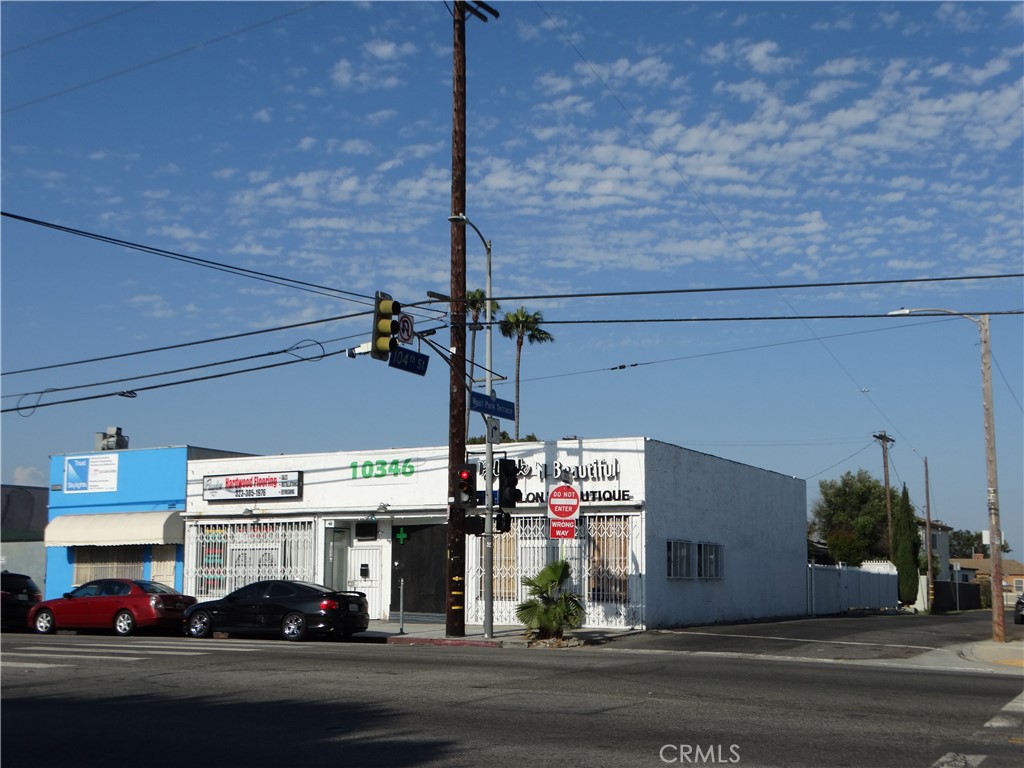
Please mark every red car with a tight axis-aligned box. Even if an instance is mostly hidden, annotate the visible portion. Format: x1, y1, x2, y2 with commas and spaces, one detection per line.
28, 579, 196, 636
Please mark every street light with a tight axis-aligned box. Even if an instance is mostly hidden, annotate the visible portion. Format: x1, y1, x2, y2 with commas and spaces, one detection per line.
449, 212, 495, 639
889, 307, 1005, 642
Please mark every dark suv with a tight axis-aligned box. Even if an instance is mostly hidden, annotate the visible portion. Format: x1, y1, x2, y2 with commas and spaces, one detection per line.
1014, 593, 1024, 625
1, 571, 43, 631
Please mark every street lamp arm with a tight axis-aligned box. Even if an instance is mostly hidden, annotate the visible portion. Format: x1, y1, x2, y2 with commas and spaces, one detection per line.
449, 213, 490, 253
888, 307, 980, 325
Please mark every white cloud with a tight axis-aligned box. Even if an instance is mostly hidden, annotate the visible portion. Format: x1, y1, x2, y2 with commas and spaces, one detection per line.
253, 109, 272, 124
13, 466, 45, 485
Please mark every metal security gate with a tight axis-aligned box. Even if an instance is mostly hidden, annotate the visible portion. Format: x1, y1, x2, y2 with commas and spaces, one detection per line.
466, 513, 643, 629
185, 519, 316, 601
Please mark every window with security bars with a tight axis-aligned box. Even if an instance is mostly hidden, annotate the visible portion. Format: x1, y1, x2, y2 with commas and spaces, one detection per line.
667, 540, 693, 579
697, 542, 724, 579
73, 545, 144, 585
668, 540, 724, 580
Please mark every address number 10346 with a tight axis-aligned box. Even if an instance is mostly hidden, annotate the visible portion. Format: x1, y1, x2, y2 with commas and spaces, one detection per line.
349, 459, 416, 480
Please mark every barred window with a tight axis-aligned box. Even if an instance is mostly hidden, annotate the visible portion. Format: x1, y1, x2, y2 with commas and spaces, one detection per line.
697, 542, 724, 579
73, 545, 144, 585
667, 540, 693, 579
668, 540, 724, 580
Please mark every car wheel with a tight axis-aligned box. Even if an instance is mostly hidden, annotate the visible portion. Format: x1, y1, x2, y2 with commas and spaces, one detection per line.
113, 610, 136, 636
187, 611, 213, 639
33, 609, 56, 634
1014, 612, 1023, 625
281, 612, 307, 641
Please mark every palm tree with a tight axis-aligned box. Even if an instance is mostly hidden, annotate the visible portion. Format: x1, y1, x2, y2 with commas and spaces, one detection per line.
515, 559, 584, 641
465, 289, 499, 440
498, 306, 554, 440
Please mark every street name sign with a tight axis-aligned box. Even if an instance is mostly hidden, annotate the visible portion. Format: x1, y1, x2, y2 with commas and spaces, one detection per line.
388, 347, 429, 376
469, 390, 515, 421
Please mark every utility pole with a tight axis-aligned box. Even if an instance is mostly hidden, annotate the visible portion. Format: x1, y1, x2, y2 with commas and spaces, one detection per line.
979, 314, 1004, 643
924, 457, 933, 611
446, 0, 469, 638
445, 0, 498, 639
873, 431, 895, 558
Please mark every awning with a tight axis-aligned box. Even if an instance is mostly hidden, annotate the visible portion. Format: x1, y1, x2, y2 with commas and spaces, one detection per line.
45, 511, 184, 547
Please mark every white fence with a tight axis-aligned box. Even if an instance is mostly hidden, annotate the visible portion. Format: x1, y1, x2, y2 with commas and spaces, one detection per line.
807, 563, 898, 615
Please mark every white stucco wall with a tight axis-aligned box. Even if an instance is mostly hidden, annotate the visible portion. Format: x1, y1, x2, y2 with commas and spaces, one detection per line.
643, 439, 806, 627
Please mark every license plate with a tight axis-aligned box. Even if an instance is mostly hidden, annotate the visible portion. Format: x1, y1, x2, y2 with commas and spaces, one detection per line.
16, 594, 27, 602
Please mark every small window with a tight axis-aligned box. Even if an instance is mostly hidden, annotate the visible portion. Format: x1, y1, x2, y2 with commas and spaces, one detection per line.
667, 540, 694, 579
697, 543, 724, 579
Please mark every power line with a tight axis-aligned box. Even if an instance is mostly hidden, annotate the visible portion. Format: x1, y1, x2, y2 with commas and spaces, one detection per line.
1, 211, 375, 305
2, 347, 351, 415
2, 3, 153, 58
2, 3, 325, 114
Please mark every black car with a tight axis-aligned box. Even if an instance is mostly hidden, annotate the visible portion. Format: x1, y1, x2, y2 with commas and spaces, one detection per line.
1, 571, 42, 631
1014, 593, 1024, 625
184, 580, 369, 641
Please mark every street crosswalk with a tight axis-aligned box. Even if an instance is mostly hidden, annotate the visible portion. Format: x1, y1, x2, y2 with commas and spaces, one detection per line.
0, 636, 274, 668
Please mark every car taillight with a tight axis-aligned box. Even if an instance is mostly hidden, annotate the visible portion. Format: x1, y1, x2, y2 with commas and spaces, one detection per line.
320, 599, 340, 611
150, 595, 161, 610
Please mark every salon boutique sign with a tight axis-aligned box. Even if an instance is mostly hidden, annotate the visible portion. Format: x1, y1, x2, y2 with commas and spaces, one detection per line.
203, 471, 303, 501
512, 458, 636, 506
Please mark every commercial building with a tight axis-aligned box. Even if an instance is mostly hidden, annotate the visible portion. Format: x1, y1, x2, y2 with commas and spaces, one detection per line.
183, 437, 807, 629
44, 444, 249, 598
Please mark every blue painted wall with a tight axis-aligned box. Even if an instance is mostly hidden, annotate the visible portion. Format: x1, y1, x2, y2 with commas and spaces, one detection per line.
46, 447, 189, 598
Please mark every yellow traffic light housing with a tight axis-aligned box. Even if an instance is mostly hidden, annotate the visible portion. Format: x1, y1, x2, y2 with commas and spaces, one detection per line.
371, 291, 401, 361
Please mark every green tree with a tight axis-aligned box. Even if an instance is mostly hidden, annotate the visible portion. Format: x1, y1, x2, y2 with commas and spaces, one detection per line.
465, 288, 500, 440
949, 528, 1011, 558
810, 469, 891, 566
515, 559, 584, 641
892, 484, 921, 604
498, 307, 554, 440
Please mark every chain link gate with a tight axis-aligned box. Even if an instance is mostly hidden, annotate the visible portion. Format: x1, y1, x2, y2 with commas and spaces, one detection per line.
185, 519, 316, 601
466, 513, 643, 629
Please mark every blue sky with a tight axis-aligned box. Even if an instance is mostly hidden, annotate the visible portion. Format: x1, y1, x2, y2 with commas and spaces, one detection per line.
2, 2, 1022, 556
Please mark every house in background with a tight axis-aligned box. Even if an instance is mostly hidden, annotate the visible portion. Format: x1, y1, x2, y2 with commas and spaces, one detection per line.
950, 556, 1024, 607
1, 484, 49, 589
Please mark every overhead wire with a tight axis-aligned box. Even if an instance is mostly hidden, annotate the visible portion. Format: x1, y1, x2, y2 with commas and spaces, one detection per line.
2, 3, 325, 114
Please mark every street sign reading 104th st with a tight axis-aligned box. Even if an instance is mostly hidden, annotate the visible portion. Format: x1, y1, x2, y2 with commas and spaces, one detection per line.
388, 347, 429, 376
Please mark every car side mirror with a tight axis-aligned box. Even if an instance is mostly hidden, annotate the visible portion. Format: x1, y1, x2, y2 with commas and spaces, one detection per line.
63, 592, 73, 599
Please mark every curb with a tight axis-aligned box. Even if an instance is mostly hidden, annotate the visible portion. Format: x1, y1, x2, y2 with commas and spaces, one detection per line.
386, 635, 503, 647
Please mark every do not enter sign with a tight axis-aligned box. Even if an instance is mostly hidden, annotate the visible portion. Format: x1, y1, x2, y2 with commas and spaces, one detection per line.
548, 485, 580, 520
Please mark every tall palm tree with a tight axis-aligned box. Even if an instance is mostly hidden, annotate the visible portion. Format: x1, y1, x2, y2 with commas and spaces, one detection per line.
465, 289, 500, 440
498, 306, 554, 440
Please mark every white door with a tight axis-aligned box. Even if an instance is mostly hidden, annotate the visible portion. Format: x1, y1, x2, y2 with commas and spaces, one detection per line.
348, 545, 384, 620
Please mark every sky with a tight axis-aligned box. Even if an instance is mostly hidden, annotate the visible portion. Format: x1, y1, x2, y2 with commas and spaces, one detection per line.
2, 2, 1022, 557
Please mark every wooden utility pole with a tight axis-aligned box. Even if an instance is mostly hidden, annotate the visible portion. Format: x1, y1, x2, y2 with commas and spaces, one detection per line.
874, 432, 895, 558
924, 457, 933, 611
446, 0, 469, 638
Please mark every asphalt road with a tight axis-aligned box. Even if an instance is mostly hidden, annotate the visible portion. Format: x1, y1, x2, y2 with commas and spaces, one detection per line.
2, 612, 1021, 768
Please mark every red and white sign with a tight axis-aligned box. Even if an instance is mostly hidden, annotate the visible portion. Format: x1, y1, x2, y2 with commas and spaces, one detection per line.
549, 519, 576, 540
548, 484, 580, 520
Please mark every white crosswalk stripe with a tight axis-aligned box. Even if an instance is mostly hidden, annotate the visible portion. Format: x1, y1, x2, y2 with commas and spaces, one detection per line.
0, 637, 272, 668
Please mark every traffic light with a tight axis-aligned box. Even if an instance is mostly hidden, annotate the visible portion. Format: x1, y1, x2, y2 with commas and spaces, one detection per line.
498, 458, 521, 508
494, 510, 512, 534
465, 515, 485, 535
455, 464, 478, 508
370, 291, 401, 361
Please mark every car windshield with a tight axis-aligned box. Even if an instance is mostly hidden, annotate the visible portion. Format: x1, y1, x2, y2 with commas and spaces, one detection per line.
136, 581, 178, 595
